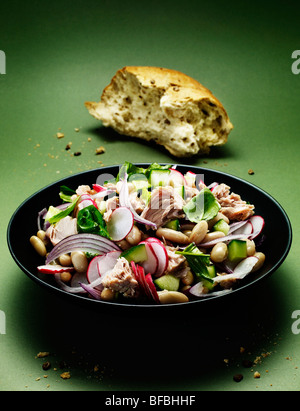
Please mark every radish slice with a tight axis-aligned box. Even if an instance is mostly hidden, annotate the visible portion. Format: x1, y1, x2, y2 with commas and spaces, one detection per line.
78, 194, 98, 211
139, 241, 158, 275
86, 255, 103, 284
138, 265, 153, 299
92, 184, 106, 192
249, 216, 265, 240
233, 221, 253, 236
86, 251, 121, 292
106, 207, 134, 242
140, 238, 168, 276
143, 237, 162, 244
91, 189, 115, 199
37, 265, 75, 274
119, 173, 157, 229
147, 241, 169, 277
132, 262, 152, 299
213, 256, 259, 283
131, 261, 145, 295
145, 273, 160, 303
207, 182, 219, 192
184, 171, 196, 187
169, 169, 187, 187
97, 250, 122, 277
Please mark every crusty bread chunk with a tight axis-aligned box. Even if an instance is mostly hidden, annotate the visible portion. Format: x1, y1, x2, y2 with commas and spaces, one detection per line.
85, 66, 233, 157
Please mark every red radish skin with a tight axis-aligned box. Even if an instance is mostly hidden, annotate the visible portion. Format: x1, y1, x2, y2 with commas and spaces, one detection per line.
86, 255, 103, 284
145, 273, 160, 303
138, 266, 152, 299
147, 242, 168, 277
78, 194, 98, 210
37, 265, 75, 274
169, 169, 187, 187
140, 238, 168, 277
249, 216, 265, 240
139, 241, 158, 275
92, 184, 106, 192
87, 251, 121, 284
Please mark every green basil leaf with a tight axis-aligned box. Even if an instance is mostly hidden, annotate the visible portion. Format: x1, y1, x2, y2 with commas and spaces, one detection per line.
77, 205, 111, 239
183, 188, 220, 223
176, 244, 212, 283
47, 197, 79, 224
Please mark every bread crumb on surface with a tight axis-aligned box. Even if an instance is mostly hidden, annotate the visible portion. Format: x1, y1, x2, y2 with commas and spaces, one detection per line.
254, 371, 261, 379
60, 371, 71, 380
56, 132, 65, 139
36, 352, 50, 358
248, 169, 255, 175
95, 146, 106, 154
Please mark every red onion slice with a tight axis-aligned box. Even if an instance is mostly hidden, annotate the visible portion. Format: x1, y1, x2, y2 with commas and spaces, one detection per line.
189, 282, 232, 297
80, 283, 102, 300
46, 233, 120, 264
200, 233, 252, 248
54, 273, 86, 294
228, 220, 249, 234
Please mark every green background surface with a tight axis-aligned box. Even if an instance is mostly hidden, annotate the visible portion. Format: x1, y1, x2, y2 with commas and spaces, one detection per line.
1, 0, 299, 391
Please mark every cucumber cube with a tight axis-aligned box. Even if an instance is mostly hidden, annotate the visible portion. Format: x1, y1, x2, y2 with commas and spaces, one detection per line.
163, 219, 180, 231
227, 240, 247, 263
154, 274, 180, 291
212, 219, 229, 235
201, 264, 216, 291
149, 169, 170, 187
121, 244, 147, 263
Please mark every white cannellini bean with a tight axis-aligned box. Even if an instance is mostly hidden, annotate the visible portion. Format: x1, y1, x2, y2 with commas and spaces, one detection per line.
30, 235, 47, 257
251, 252, 265, 272
189, 221, 208, 244
126, 225, 142, 246
71, 251, 88, 273
158, 290, 189, 304
156, 228, 189, 244
210, 242, 228, 263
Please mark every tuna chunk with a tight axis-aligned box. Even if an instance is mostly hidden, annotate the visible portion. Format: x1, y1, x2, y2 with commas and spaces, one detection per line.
129, 191, 146, 214
46, 216, 78, 246
140, 186, 185, 229
212, 183, 254, 221
165, 245, 186, 274
101, 257, 139, 298
103, 196, 119, 223
76, 185, 92, 196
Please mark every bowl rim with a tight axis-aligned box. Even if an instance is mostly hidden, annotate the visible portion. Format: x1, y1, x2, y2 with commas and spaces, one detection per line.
7, 163, 293, 309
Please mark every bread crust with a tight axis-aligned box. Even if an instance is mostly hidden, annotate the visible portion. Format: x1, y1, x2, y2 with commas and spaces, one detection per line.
85, 66, 233, 157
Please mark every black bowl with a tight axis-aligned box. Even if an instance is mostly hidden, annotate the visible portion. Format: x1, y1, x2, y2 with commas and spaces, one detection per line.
7, 164, 292, 313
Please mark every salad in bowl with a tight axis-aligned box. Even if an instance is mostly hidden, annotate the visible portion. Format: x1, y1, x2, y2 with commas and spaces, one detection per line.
30, 162, 266, 305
